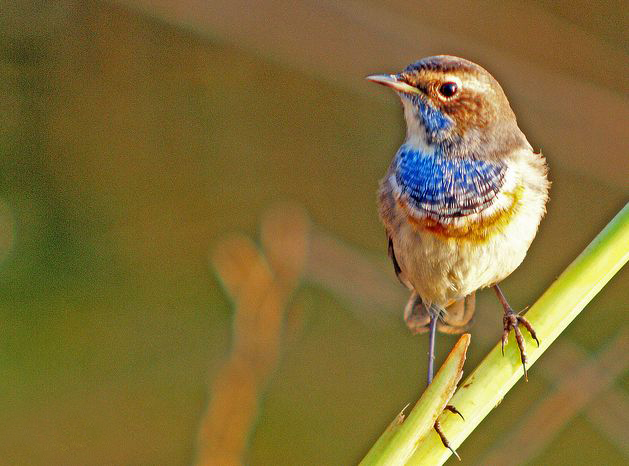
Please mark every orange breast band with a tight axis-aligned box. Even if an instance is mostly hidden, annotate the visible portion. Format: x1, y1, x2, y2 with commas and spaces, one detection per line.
398, 185, 523, 243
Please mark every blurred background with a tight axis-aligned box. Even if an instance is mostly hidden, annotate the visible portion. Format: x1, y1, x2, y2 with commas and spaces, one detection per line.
1, 1, 627, 464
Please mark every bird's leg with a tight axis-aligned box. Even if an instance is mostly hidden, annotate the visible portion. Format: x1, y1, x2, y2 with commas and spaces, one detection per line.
426, 314, 464, 423
427, 314, 462, 460
493, 284, 540, 381
427, 314, 437, 385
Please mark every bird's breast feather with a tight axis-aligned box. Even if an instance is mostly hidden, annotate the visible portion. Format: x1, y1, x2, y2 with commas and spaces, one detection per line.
392, 146, 521, 241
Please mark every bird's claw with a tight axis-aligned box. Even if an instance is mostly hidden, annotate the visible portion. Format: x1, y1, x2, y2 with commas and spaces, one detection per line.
502, 308, 539, 381
432, 405, 465, 460
434, 420, 461, 461
444, 404, 465, 421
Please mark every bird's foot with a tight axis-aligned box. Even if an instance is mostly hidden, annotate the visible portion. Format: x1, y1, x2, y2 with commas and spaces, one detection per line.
502, 308, 540, 381
433, 419, 461, 461
403, 293, 431, 335
431, 405, 464, 460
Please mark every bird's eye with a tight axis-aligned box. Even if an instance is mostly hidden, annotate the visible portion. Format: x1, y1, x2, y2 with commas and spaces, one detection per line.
438, 82, 458, 98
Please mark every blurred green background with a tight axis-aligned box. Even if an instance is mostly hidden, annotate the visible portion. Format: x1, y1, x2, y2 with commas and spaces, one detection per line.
0, 1, 627, 464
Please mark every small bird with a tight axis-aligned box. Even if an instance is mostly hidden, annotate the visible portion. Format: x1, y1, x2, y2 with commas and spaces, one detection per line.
367, 56, 549, 394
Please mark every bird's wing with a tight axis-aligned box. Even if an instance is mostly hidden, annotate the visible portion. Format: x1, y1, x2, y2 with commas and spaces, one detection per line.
388, 236, 404, 284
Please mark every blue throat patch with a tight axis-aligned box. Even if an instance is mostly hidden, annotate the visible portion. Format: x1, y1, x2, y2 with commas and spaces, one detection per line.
417, 99, 451, 134
403, 94, 452, 136
395, 145, 506, 218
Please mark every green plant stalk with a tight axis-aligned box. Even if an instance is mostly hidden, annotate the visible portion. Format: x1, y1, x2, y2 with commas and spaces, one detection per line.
408, 202, 629, 465
360, 334, 470, 466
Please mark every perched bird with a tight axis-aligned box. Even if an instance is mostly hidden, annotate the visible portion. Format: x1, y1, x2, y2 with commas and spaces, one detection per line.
367, 56, 549, 386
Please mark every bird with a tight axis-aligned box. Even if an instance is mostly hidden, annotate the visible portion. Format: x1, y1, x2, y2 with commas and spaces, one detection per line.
366, 56, 549, 450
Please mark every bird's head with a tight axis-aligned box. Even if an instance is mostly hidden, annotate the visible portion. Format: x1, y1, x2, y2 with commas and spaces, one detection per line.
367, 55, 528, 157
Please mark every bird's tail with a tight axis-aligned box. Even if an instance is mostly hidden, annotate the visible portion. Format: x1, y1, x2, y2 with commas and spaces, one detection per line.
404, 292, 476, 335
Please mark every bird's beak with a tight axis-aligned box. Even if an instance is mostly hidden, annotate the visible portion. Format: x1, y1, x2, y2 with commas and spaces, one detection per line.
365, 74, 421, 95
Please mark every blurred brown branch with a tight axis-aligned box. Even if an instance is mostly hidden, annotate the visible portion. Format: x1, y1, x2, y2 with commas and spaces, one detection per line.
536, 337, 629, 458
481, 328, 629, 465
196, 205, 309, 466
305, 230, 405, 317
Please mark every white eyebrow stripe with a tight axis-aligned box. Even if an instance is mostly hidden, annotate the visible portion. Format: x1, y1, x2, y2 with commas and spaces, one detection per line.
454, 75, 491, 93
